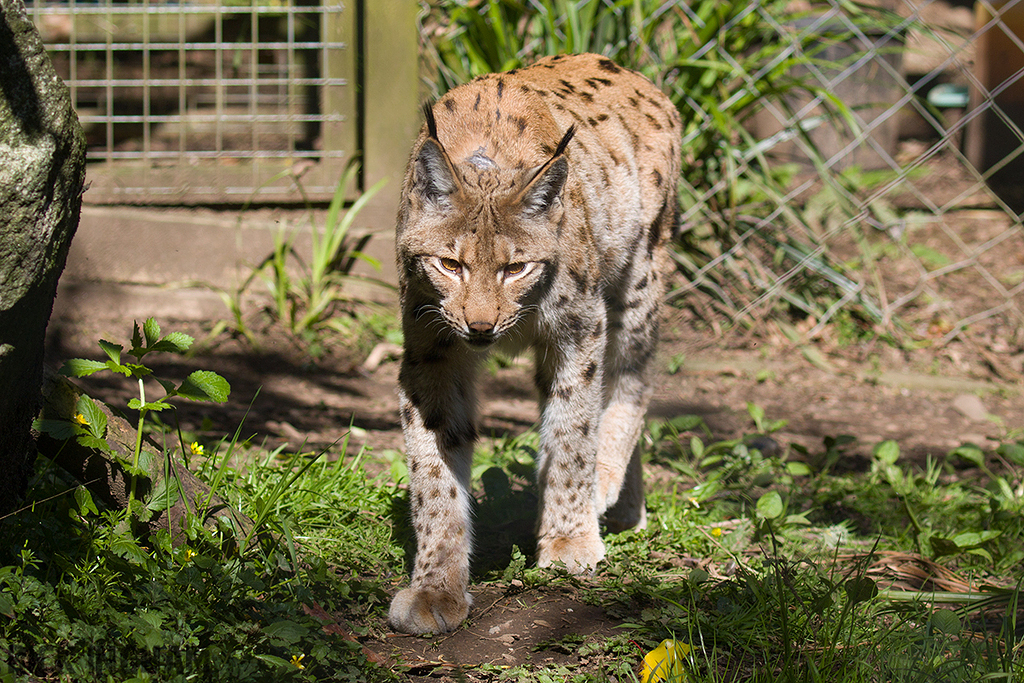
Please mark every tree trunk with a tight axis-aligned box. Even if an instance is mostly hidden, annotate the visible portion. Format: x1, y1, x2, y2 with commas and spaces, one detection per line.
37, 369, 255, 543
0, 0, 86, 513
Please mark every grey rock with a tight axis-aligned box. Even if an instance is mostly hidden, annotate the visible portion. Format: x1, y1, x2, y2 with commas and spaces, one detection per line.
951, 393, 989, 423
0, 0, 86, 512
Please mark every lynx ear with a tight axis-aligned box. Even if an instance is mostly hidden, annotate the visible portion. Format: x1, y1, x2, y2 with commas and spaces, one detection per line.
520, 156, 567, 218
412, 102, 459, 204
520, 126, 575, 218
414, 138, 459, 204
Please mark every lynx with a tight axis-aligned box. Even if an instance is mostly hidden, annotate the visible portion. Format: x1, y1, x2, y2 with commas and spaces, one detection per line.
389, 53, 681, 634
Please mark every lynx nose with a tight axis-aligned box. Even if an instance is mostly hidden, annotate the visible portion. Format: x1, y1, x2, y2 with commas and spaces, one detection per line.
468, 321, 495, 334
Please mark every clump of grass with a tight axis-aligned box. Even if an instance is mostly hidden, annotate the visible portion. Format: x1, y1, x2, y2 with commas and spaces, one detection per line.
454, 407, 1024, 681
215, 160, 392, 354
0, 447, 398, 682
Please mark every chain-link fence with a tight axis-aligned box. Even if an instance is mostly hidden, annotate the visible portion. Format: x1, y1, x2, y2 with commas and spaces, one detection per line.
419, 0, 1024, 348
666, 0, 1024, 351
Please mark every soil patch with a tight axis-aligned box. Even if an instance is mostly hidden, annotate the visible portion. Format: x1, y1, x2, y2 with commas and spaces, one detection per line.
45, 310, 1024, 474
370, 585, 620, 681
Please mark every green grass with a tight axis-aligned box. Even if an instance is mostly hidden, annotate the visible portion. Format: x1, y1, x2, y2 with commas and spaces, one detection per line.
0, 447, 398, 682
5, 419, 1023, 681
464, 417, 1024, 682
212, 160, 393, 355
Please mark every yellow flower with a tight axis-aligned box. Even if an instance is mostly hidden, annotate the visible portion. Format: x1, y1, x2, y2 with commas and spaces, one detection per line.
290, 653, 306, 670
73, 413, 89, 426
641, 639, 691, 683
190, 441, 204, 456
183, 548, 196, 562
710, 527, 723, 538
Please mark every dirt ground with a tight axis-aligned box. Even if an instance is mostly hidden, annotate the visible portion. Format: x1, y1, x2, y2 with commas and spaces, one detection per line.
46, 308, 1024, 475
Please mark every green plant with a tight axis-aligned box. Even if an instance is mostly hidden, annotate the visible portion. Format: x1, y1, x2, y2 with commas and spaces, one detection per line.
4, 322, 398, 681
585, 415, 1024, 682
219, 160, 390, 347
38, 318, 230, 518
0, 450, 396, 681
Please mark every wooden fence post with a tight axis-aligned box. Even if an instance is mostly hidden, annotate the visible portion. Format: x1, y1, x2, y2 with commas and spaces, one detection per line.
363, 0, 420, 201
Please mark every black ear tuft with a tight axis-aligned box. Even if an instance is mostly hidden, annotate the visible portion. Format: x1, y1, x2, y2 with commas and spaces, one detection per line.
553, 125, 576, 158
414, 138, 458, 204
423, 101, 438, 140
519, 127, 575, 218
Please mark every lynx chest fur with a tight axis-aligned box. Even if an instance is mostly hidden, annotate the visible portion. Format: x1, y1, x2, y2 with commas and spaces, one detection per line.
390, 53, 681, 634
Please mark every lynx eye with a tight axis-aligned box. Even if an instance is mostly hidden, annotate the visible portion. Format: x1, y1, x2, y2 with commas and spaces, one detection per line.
438, 257, 462, 274
504, 262, 527, 278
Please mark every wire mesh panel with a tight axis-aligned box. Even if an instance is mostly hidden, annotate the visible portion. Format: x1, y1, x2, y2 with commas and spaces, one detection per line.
27, 0, 354, 203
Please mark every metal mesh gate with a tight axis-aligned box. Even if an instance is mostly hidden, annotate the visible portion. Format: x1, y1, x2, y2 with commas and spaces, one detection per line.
27, 0, 354, 203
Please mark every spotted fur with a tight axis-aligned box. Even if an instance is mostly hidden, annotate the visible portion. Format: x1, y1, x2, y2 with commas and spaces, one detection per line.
389, 54, 681, 634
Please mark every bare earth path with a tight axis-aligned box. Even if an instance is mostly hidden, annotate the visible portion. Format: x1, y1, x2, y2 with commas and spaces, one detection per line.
46, 310, 1024, 471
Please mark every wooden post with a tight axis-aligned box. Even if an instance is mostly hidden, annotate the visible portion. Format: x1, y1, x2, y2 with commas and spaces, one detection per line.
362, 0, 420, 199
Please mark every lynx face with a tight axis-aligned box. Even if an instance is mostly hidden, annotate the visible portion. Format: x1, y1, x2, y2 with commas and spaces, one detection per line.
389, 53, 681, 635
400, 128, 574, 349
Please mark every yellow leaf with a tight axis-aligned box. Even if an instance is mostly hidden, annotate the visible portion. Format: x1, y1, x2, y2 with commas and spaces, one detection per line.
640, 639, 691, 683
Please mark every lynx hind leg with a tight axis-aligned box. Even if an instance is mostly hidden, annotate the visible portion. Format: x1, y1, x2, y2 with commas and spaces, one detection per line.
593, 272, 659, 523
594, 210, 671, 525
594, 389, 650, 518
602, 444, 647, 533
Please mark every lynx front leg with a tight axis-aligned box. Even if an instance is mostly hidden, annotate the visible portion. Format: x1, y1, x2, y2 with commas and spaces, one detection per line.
388, 351, 478, 634
534, 323, 607, 573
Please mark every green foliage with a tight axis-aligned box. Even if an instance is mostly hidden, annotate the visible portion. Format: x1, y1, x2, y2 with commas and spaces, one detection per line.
422, 0, 904, 329
6, 322, 399, 680
16, 324, 1024, 680
0, 455, 396, 681
562, 413, 1024, 682
38, 319, 231, 516
218, 160, 390, 348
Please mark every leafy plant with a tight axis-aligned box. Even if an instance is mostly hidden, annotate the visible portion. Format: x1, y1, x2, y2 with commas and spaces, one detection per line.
0, 451, 396, 681
421, 0, 905, 330
38, 318, 230, 517
218, 160, 390, 347
5, 322, 397, 681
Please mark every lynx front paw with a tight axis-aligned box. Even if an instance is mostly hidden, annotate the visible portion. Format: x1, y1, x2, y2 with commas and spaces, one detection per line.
536, 533, 605, 574
388, 587, 471, 634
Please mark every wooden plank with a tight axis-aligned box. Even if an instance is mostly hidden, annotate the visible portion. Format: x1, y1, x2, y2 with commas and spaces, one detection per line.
321, 0, 358, 198
83, 159, 350, 205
